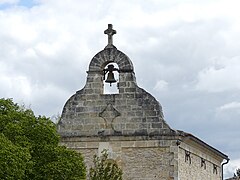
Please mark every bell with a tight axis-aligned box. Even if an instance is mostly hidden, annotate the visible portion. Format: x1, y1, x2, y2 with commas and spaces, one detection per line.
105, 71, 117, 86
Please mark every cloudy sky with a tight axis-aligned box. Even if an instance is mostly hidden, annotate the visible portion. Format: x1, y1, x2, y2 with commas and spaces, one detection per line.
0, 0, 239, 178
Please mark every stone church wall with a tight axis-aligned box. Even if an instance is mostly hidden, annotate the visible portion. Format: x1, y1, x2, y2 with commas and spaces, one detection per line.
178, 142, 222, 180
60, 137, 178, 180
122, 147, 172, 180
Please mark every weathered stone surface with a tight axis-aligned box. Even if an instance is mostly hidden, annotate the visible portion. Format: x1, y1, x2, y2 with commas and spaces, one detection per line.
61, 138, 177, 180
121, 147, 173, 180
178, 142, 223, 180
58, 47, 169, 137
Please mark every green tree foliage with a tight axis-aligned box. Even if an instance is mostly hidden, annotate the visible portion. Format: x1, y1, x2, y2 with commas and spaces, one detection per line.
90, 149, 122, 180
0, 133, 31, 179
0, 98, 86, 180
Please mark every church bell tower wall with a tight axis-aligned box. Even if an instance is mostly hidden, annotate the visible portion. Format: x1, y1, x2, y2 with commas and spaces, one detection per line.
58, 47, 171, 137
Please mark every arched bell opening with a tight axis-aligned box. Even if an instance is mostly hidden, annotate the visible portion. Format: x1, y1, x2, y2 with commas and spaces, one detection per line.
103, 62, 119, 94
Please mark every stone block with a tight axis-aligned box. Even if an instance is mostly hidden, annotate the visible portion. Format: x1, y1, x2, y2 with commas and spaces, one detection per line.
76, 107, 87, 112
152, 122, 162, 128
139, 123, 150, 129
86, 142, 99, 148
135, 141, 147, 147
145, 110, 157, 116
121, 141, 135, 147
125, 88, 136, 93
74, 142, 87, 148
131, 117, 142, 123
126, 123, 139, 130
147, 117, 159, 122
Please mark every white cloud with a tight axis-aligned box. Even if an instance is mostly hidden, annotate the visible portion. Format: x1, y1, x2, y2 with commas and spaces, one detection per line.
215, 101, 240, 123
154, 80, 168, 91
0, 0, 18, 5
218, 102, 240, 111
0, 73, 32, 101
195, 56, 240, 92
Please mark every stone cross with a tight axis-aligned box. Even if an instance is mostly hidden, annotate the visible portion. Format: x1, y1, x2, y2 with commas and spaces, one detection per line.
104, 24, 116, 48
